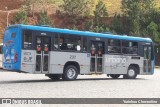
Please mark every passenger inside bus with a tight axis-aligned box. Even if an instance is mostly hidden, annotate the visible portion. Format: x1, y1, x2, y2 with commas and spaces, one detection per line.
59, 37, 68, 50
91, 44, 95, 56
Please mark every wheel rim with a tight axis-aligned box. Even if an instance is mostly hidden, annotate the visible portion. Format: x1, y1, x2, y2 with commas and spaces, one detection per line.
67, 68, 76, 79
128, 69, 135, 77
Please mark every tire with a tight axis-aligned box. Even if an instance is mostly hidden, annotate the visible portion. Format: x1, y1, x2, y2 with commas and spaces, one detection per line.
110, 74, 120, 79
62, 65, 78, 81
123, 66, 138, 79
46, 74, 61, 81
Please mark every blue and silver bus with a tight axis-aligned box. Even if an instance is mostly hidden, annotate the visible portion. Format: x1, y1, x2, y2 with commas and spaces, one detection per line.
3, 24, 155, 80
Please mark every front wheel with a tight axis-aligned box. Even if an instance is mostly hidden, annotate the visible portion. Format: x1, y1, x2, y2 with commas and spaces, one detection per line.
62, 65, 78, 81
110, 74, 120, 79
123, 66, 138, 79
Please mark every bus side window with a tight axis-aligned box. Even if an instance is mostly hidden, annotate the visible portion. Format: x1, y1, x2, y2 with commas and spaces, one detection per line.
23, 30, 32, 49
59, 34, 81, 52
83, 37, 87, 52
54, 34, 59, 50
122, 41, 138, 54
108, 39, 121, 54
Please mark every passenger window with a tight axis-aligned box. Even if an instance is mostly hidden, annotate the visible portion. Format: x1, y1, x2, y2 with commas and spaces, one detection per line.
108, 39, 121, 54
54, 34, 59, 50
83, 37, 87, 52
59, 34, 81, 51
122, 41, 138, 54
23, 30, 32, 49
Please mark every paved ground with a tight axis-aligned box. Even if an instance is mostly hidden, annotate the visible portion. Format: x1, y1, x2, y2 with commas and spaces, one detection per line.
0, 68, 160, 107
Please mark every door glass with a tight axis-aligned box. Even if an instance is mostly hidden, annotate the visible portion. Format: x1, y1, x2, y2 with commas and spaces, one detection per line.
43, 56, 48, 71
36, 37, 42, 54
90, 43, 96, 72
97, 43, 103, 72
35, 37, 50, 72
144, 47, 148, 59
90, 42, 104, 72
148, 47, 151, 60
43, 38, 49, 54
148, 47, 152, 72
36, 55, 41, 71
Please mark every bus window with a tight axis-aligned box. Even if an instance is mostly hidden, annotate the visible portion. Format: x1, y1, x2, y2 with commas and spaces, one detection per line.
23, 30, 32, 49
59, 34, 81, 51
122, 41, 138, 54
54, 34, 59, 50
108, 39, 121, 54
83, 37, 87, 52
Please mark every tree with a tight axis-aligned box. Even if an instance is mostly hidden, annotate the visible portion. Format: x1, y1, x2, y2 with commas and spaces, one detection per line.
94, 0, 108, 26
61, 0, 90, 17
111, 13, 123, 34
145, 21, 159, 42
12, 9, 28, 24
121, 0, 159, 38
38, 10, 53, 26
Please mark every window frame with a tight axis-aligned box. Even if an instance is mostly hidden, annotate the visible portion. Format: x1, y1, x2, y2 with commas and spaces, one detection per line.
121, 40, 138, 55
107, 39, 121, 55
22, 30, 33, 50
54, 33, 87, 53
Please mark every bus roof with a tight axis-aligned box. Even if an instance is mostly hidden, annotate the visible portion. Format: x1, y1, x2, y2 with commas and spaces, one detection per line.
7, 24, 152, 42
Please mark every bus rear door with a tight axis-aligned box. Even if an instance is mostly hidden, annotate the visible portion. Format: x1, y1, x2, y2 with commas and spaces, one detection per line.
35, 36, 51, 73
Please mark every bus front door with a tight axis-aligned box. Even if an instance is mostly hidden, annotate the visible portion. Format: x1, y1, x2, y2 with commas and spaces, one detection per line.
35, 36, 51, 73
90, 41, 104, 73
143, 46, 152, 73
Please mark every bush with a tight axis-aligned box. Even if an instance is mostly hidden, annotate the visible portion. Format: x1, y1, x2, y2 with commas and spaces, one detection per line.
12, 9, 28, 24
111, 13, 123, 34
38, 10, 53, 26
61, 0, 89, 17
94, 0, 108, 26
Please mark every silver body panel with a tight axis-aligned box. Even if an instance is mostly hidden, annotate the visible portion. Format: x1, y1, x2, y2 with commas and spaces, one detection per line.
21, 50, 153, 75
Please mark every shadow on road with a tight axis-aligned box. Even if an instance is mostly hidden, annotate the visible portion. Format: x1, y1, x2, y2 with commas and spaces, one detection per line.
0, 78, 147, 84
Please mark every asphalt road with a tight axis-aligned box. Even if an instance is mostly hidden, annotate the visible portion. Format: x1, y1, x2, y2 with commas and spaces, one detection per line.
0, 68, 160, 98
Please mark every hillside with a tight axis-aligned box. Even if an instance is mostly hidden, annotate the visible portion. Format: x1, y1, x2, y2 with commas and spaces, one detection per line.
0, 0, 160, 43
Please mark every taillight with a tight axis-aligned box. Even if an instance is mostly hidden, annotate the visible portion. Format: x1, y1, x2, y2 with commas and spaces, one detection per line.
14, 53, 18, 62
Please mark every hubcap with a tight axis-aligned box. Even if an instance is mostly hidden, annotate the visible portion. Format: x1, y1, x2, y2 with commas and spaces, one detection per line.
128, 69, 135, 77
67, 68, 76, 79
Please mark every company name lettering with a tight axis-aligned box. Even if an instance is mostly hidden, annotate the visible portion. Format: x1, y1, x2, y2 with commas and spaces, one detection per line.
106, 57, 127, 63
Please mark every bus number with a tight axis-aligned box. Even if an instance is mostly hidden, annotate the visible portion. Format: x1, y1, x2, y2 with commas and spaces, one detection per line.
70, 55, 76, 59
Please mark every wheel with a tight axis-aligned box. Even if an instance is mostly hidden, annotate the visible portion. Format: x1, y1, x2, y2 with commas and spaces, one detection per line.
46, 74, 61, 80
110, 74, 120, 79
62, 65, 78, 81
123, 66, 138, 79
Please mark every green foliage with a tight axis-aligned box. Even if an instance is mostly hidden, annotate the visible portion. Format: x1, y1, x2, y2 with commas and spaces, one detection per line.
38, 10, 53, 26
71, 25, 78, 30
12, 9, 28, 24
85, 20, 93, 31
111, 13, 123, 34
145, 21, 159, 42
61, 0, 90, 17
91, 26, 111, 33
94, 0, 108, 26
121, 0, 160, 42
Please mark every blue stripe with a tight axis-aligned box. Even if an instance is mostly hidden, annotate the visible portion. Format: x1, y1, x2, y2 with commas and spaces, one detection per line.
8, 24, 152, 42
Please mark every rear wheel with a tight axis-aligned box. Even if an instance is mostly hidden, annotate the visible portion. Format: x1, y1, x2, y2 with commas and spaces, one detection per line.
46, 74, 61, 80
123, 66, 138, 79
62, 65, 78, 81
110, 74, 120, 79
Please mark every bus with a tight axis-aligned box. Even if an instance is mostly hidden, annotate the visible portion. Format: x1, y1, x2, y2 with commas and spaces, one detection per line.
3, 24, 155, 80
